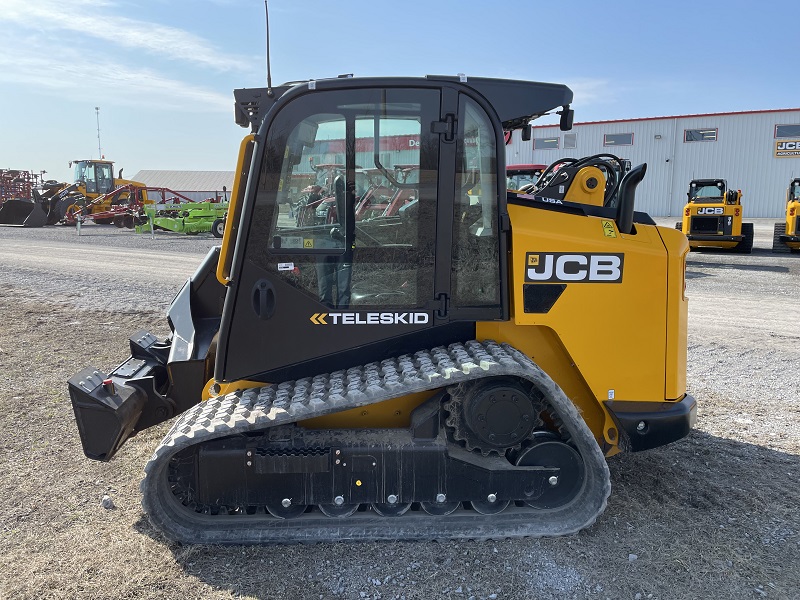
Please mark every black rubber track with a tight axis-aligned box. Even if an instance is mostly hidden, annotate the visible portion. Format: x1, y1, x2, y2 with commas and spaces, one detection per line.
140, 340, 611, 544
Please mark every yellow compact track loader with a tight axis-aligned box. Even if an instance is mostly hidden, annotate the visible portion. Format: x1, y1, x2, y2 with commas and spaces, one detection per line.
772, 178, 800, 253
68, 75, 695, 544
676, 179, 753, 253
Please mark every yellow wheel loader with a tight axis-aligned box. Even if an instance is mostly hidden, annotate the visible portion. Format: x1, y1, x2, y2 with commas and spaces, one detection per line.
0, 159, 145, 226
675, 179, 753, 253
772, 178, 800, 253
68, 75, 695, 544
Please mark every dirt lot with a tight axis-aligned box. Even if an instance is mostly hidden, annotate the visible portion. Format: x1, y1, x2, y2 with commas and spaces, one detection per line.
0, 220, 798, 600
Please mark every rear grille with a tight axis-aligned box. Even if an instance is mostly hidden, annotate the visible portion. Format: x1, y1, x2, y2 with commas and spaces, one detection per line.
690, 216, 720, 234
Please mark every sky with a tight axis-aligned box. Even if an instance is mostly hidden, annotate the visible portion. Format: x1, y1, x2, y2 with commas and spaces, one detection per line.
0, 0, 796, 183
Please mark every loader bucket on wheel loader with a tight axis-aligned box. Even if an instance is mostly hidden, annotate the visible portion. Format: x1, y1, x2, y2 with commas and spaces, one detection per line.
0, 199, 48, 227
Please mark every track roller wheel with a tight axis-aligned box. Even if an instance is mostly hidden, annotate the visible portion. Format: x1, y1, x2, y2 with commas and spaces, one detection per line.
371, 501, 412, 517
318, 503, 360, 518
420, 500, 460, 516
470, 497, 510, 515
515, 439, 584, 510
265, 500, 308, 519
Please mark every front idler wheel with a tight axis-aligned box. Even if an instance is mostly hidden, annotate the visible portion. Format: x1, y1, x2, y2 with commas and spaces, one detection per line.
515, 439, 584, 510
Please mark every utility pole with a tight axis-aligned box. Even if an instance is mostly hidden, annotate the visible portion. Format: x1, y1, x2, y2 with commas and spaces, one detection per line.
95, 106, 102, 158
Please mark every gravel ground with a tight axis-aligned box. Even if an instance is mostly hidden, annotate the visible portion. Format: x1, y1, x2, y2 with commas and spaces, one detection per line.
0, 219, 798, 600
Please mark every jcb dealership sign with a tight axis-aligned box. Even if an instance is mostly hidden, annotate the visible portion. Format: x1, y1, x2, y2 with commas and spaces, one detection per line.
775, 140, 800, 158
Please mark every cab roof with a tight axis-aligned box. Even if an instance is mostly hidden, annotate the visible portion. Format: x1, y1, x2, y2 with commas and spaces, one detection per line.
234, 75, 573, 133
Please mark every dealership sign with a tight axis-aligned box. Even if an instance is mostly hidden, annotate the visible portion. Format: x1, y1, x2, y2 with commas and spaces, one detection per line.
775, 140, 800, 158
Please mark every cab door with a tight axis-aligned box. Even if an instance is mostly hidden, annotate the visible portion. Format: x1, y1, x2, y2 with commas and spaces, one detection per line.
217, 84, 468, 383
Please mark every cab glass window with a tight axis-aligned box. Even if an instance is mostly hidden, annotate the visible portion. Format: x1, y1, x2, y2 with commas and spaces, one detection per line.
451, 96, 501, 309
246, 88, 440, 309
689, 182, 725, 203
96, 163, 113, 193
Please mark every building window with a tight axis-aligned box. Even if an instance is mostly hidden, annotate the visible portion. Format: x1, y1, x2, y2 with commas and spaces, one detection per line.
603, 133, 633, 146
563, 133, 577, 149
775, 124, 800, 138
533, 137, 559, 150
684, 128, 718, 142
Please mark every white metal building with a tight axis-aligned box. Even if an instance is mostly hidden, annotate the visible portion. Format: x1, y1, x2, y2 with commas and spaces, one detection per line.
506, 109, 800, 217
130, 170, 234, 202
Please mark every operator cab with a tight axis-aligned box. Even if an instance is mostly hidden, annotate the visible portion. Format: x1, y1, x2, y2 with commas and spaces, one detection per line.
218, 76, 575, 383
71, 160, 115, 195
789, 178, 800, 201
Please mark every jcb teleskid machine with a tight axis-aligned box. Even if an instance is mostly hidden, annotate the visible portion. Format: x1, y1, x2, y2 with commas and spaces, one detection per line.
69, 75, 695, 543
676, 179, 753, 253
773, 177, 800, 253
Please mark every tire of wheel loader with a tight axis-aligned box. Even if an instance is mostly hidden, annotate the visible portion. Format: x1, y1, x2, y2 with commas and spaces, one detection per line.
674, 222, 682, 232
734, 223, 753, 254
47, 197, 74, 225
211, 218, 225, 238
772, 223, 790, 253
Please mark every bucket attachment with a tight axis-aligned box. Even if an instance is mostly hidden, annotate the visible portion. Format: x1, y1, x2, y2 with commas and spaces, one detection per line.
0, 199, 48, 227
68, 331, 174, 461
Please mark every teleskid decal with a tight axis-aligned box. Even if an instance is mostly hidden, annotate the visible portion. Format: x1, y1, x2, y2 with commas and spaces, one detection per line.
525, 252, 624, 283
310, 312, 430, 325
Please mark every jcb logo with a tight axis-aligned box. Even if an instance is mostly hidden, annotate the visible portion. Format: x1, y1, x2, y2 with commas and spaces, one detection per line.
525, 252, 624, 283
697, 207, 724, 215
777, 141, 799, 150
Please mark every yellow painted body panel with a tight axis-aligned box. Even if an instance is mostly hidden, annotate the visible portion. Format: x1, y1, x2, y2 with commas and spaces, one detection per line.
217, 135, 255, 285
202, 378, 263, 401
508, 206, 669, 402
302, 391, 435, 429
783, 184, 800, 248
477, 205, 687, 455
660, 227, 689, 399
563, 166, 606, 206
787, 201, 800, 237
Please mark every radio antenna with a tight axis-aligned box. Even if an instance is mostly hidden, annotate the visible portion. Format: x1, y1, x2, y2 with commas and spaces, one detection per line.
95, 106, 102, 158
265, 0, 273, 97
